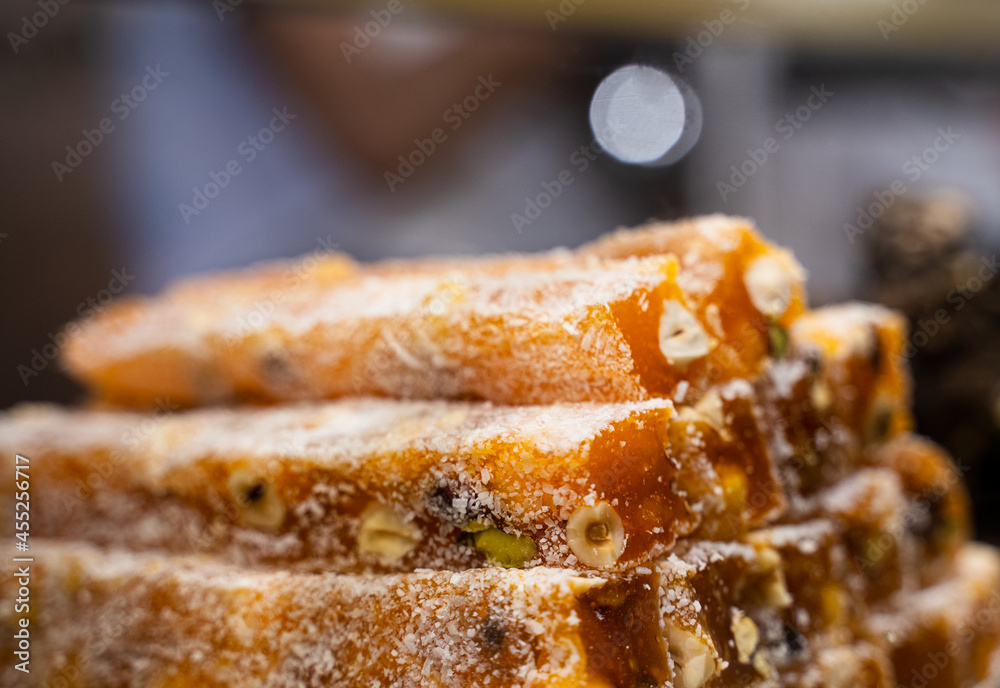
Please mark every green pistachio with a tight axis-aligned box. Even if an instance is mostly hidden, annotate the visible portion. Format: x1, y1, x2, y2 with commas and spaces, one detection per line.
473, 528, 537, 568
768, 323, 789, 359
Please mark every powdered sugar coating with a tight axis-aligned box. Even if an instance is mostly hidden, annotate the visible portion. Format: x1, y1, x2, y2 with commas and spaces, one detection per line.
3, 398, 714, 572
2, 541, 609, 688
3, 520, 962, 688
790, 303, 903, 362
62, 216, 807, 409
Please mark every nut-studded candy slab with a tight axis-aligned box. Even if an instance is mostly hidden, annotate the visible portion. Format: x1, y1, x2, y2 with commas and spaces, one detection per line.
663, 462, 969, 688
0, 541, 666, 688
788, 457, 970, 609
0, 534, 917, 688
61, 216, 806, 409
758, 303, 913, 501
0, 452, 956, 688
867, 434, 971, 587
658, 532, 900, 688
0, 395, 785, 572
863, 544, 1000, 688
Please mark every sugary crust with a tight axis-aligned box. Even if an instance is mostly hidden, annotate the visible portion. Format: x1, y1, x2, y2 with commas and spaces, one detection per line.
0, 454, 951, 688
0, 516, 939, 688
864, 544, 1000, 688
790, 453, 969, 606
868, 434, 972, 586
789, 302, 913, 445
0, 541, 616, 688
759, 302, 913, 504
62, 216, 806, 408
10, 212, 991, 688
0, 393, 787, 572
0, 323, 934, 577
582, 215, 806, 327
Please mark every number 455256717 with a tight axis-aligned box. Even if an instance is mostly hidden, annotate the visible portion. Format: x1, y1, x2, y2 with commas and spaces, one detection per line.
14, 454, 30, 551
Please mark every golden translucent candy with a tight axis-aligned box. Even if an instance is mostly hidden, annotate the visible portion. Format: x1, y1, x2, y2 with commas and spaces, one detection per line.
0, 392, 803, 573
864, 544, 1000, 688
668, 384, 786, 540
0, 442, 972, 687
6, 212, 995, 688
2, 541, 640, 688
5, 516, 973, 688
760, 303, 914, 498
62, 216, 807, 408
5, 367, 933, 576
794, 303, 912, 444
870, 433, 971, 584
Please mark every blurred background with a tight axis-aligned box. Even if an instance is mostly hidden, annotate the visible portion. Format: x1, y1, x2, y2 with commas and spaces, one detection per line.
2, 0, 1000, 540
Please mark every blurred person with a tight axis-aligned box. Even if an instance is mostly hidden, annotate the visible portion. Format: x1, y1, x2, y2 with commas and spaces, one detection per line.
101, 2, 660, 292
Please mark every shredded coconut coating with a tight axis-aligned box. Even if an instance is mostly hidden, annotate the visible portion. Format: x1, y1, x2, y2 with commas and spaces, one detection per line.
61, 216, 806, 409
0, 394, 790, 573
